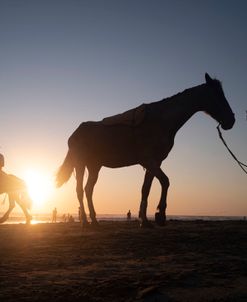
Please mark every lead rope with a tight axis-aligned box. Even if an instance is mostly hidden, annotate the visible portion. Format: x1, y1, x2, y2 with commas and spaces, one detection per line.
217, 125, 247, 175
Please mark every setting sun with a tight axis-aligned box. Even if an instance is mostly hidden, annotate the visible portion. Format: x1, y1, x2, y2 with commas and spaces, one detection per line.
24, 169, 54, 210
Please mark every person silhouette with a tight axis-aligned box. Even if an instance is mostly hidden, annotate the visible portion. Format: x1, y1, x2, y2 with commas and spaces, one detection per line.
127, 210, 131, 220
0, 153, 7, 194
0, 153, 4, 170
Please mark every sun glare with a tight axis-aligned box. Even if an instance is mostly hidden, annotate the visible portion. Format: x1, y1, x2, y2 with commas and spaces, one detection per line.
24, 169, 54, 210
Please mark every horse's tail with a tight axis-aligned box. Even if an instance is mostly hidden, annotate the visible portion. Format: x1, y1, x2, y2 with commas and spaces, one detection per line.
56, 149, 74, 187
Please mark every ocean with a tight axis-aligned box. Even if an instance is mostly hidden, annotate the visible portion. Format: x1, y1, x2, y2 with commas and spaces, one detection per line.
0, 213, 245, 224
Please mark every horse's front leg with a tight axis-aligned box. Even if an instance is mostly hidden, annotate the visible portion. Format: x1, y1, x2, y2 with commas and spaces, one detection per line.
76, 166, 89, 228
17, 201, 32, 225
0, 194, 15, 223
139, 170, 154, 228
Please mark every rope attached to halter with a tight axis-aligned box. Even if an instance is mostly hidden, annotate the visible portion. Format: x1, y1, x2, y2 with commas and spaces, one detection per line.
217, 125, 247, 175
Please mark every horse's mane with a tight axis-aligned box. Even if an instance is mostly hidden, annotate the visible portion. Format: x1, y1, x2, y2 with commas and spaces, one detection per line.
155, 77, 223, 106
154, 84, 204, 106
212, 77, 222, 86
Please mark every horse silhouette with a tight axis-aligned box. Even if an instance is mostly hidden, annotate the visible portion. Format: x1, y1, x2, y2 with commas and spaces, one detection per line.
0, 172, 32, 224
56, 73, 235, 228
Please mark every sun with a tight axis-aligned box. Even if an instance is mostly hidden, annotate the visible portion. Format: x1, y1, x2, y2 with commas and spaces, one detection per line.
23, 169, 54, 210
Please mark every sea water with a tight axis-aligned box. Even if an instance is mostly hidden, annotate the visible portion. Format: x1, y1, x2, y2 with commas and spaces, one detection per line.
0, 212, 245, 224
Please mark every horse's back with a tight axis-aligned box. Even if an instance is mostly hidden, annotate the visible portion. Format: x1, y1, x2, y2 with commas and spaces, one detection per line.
0, 172, 26, 194
70, 120, 135, 148
102, 104, 146, 126
68, 118, 140, 167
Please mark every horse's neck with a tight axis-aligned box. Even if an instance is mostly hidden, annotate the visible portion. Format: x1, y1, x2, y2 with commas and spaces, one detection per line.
0, 169, 8, 179
159, 84, 208, 134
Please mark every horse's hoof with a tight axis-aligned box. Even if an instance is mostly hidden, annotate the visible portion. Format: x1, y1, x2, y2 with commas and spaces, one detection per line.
26, 215, 32, 225
155, 212, 166, 226
81, 221, 90, 228
91, 220, 99, 228
140, 220, 154, 228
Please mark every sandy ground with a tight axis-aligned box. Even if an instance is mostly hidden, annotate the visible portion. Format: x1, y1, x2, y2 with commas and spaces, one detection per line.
0, 220, 246, 302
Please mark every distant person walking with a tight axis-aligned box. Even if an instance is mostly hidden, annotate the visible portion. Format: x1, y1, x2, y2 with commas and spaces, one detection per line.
127, 210, 131, 220
68, 214, 74, 223
52, 207, 57, 223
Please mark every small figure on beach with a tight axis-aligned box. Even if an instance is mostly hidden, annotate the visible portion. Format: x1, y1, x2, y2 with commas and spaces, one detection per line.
62, 213, 67, 222
127, 210, 131, 220
52, 207, 57, 223
0, 153, 32, 224
68, 214, 74, 223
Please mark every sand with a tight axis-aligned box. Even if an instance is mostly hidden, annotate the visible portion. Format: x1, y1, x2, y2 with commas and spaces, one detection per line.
0, 220, 246, 302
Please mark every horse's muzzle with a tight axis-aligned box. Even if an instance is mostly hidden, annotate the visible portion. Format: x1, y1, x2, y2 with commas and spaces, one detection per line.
221, 114, 235, 130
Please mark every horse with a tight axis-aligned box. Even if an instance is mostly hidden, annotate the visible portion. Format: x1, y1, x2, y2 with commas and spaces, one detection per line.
0, 172, 32, 224
56, 73, 235, 228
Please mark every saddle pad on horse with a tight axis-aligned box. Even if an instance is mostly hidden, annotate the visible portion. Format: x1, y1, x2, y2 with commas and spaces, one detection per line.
102, 103, 146, 126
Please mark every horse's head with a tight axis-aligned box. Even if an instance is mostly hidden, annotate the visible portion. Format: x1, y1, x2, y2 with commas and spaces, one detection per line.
204, 73, 235, 130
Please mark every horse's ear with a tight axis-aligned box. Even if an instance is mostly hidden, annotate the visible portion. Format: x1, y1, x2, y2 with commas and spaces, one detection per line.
205, 73, 213, 84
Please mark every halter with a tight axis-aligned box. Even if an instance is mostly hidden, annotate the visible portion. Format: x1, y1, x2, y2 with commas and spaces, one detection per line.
217, 125, 247, 174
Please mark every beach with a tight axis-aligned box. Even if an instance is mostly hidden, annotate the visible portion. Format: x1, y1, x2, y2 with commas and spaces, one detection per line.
0, 220, 246, 302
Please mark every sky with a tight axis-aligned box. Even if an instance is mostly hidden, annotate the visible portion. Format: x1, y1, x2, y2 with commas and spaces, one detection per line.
0, 0, 246, 217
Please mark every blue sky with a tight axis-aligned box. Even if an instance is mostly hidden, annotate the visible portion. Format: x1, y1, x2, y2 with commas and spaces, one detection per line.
0, 0, 246, 216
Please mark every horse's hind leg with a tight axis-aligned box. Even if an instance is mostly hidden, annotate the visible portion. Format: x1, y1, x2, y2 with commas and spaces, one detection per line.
155, 171, 169, 226
76, 165, 89, 227
0, 194, 15, 223
143, 161, 169, 226
17, 200, 32, 224
139, 170, 154, 228
85, 165, 100, 227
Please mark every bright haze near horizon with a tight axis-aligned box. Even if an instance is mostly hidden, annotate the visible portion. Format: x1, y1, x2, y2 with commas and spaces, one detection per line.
0, 0, 246, 217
